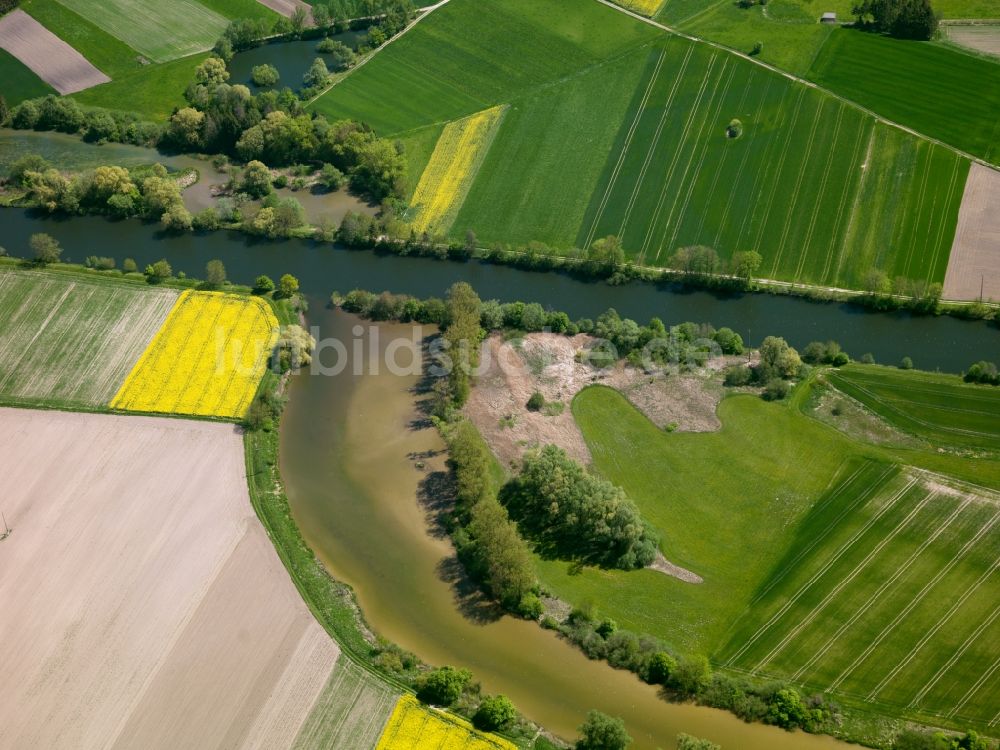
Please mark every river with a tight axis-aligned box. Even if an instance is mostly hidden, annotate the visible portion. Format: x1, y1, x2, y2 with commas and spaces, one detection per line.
0, 209, 996, 747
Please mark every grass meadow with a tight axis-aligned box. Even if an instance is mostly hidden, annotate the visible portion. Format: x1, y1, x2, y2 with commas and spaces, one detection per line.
551, 379, 1000, 731
826, 364, 1000, 452
0, 270, 178, 409
73, 53, 211, 120
53, 0, 229, 62
720, 465, 1000, 729
0, 47, 55, 104
318, 0, 968, 291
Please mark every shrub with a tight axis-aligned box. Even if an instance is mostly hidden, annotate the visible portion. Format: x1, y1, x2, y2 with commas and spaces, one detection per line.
123, 258, 138, 273
900, 356, 914, 370
860, 352, 875, 364
669, 654, 712, 696
278, 273, 299, 298
762, 378, 790, 401
646, 651, 677, 685
192, 207, 220, 231
253, 274, 275, 294
415, 666, 471, 706
526, 391, 545, 411
145, 258, 172, 282
723, 364, 753, 387
576, 711, 631, 750
30, 233, 62, 264
473, 695, 517, 731
677, 734, 721, 750
964, 361, 999, 385
250, 63, 279, 87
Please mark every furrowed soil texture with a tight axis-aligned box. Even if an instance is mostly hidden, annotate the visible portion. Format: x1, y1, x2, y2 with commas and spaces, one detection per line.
374, 695, 518, 750
0, 270, 177, 408
408, 106, 505, 235
720, 465, 1000, 729
577, 39, 968, 287
111, 290, 279, 419
0, 9, 109, 94
825, 364, 1000, 451
0, 408, 340, 750
52, 0, 229, 62
943, 163, 1000, 301
315, 0, 968, 289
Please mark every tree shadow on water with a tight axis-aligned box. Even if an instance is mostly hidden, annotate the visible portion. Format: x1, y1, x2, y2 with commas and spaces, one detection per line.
415, 469, 454, 540
435, 555, 504, 626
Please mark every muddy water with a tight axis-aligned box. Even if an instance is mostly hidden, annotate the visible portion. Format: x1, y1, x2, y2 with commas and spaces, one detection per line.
279, 306, 854, 750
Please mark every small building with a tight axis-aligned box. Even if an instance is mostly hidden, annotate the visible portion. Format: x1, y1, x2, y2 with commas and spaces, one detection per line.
820, 11, 838, 23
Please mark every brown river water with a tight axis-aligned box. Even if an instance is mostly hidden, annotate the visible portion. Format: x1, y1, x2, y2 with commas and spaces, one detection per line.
279, 306, 855, 750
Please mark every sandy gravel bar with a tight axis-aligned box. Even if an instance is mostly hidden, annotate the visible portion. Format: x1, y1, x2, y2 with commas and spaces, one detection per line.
0, 409, 339, 750
943, 163, 1000, 301
0, 9, 109, 94
255, 0, 313, 20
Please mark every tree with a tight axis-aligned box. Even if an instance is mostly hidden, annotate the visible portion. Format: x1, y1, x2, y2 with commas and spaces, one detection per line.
194, 56, 229, 86
318, 38, 357, 70
576, 711, 631, 750
303, 57, 331, 88
758, 336, 802, 379
205, 259, 226, 286
278, 273, 299, 297
852, 0, 939, 38
193, 207, 220, 231
646, 651, 677, 685
240, 160, 273, 198
730, 250, 762, 283
677, 735, 721, 750
145, 259, 172, 282
318, 163, 345, 190
251, 64, 279, 87
168, 107, 205, 148
123, 258, 138, 273
765, 687, 811, 729
668, 654, 711, 696
253, 274, 275, 294
415, 666, 471, 706
161, 203, 193, 232
587, 235, 625, 275
473, 695, 517, 731
900, 356, 914, 370
30, 233, 62, 264
8, 154, 52, 186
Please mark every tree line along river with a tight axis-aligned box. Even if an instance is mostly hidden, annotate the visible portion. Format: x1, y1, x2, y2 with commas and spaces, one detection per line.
1, 207, 996, 748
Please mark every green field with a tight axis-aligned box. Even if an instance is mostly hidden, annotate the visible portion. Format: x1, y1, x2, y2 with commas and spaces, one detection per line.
808, 29, 1000, 163
0, 270, 177, 409
195, 0, 280, 22
53, 0, 229, 63
20, 0, 144, 77
292, 658, 399, 750
73, 53, 211, 120
543, 378, 1000, 731
720, 464, 1000, 728
310, 0, 660, 134
826, 364, 1000, 451
0, 48, 55, 105
313, 0, 968, 290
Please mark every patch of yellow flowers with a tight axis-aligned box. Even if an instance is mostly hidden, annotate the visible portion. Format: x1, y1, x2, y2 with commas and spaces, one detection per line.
375, 695, 518, 750
110, 290, 279, 419
410, 105, 506, 235
619, 0, 663, 15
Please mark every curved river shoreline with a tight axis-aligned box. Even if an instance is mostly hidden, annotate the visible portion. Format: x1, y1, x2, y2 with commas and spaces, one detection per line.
0, 208, 993, 747
278, 307, 856, 750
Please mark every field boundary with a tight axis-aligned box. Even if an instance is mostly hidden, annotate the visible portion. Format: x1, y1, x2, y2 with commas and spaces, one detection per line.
592, 0, 996, 170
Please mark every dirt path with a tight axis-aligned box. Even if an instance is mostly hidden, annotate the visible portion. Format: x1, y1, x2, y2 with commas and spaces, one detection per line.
0, 409, 339, 750
942, 163, 1000, 302
0, 10, 110, 94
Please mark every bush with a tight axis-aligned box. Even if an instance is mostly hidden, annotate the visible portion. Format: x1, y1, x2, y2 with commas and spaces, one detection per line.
250, 63, 279, 87
964, 361, 999, 385
646, 651, 677, 685
677, 734, 721, 750
669, 654, 711, 696
762, 378, 790, 401
278, 273, 299, 298
900, 356, 914, 370
415, 666, 471, 706
30, 233, 61, 264
473, 695, 517, 731
123, 258, 138, 273
723, 364, 753, 387
253, 274, 275, 294
576, 711, 631, 750
526, 391, 545, 411
145, 259, 172, 282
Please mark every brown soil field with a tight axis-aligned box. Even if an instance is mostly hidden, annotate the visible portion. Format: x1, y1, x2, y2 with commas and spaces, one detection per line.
465, 332, 726, 470
943, 163, 1000, 301
944, 24, 1000, 57
255, 0, 313, 20
0, 10, 110, 94
0, 409, 340, 750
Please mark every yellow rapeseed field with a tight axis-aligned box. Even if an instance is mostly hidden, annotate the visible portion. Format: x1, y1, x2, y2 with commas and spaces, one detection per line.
409, 105, 506, 235
110, 291, 279, 419
619, 0, 662, 15
375, 695, 518, 750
